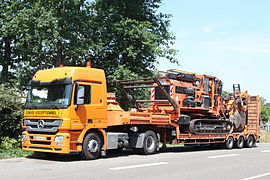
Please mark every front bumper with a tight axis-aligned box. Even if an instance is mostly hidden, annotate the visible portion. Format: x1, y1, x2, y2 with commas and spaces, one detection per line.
22, 131, 71, 154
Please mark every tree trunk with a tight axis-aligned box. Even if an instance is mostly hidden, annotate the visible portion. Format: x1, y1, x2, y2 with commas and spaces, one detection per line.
55, 41, 62, 67
1, 37, 11, 83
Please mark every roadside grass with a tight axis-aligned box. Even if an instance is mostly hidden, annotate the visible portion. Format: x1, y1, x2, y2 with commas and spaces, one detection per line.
260, 130, 270, 143
0, 137, 33, 159
0, 149, 33, 159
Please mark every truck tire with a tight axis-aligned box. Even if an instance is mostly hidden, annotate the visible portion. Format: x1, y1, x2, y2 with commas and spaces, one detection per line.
225, 136, 234, 149
141, 131, 158, 155
81, 132, 102, 160
245, 135, 255, 148
235, 136, 244, 149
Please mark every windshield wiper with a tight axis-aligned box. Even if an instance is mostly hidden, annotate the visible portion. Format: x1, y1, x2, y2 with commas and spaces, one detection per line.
28, 104, 38, 109
51, 105, 59, 109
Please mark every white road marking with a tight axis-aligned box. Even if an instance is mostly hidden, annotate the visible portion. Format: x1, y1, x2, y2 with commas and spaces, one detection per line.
240, 172, 270, 180
261, 150, 270, 153
208, 154, 240, 159
109, 162, 168, 170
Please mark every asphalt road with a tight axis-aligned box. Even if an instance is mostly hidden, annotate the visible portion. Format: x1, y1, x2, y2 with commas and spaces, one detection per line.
1, 143, 270, 180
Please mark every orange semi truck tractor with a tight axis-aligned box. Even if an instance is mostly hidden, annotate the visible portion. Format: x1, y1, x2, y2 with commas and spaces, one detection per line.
22, 65, 261, 160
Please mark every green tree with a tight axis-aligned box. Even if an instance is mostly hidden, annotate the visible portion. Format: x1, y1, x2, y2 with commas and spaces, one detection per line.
13, 5, 60, 85
107, 65, 150, 110
261, 103, 270, 123
1, 0, 96, 85
0, 0, 24, 83
0, 83, 24, 139
91, 0, 177, 90
1, 0, 177, 88
14, 0, 96, 85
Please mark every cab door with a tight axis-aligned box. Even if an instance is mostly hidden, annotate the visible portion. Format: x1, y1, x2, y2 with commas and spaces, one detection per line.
70, 81, 107, 130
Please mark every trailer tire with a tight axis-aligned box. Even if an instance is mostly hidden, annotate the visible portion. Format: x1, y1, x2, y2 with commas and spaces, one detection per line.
225, 136, 234, 149
245, 135, 255, 148
80, 132, 102, 160
235, 136, 244, 149
141, 131, 158, 155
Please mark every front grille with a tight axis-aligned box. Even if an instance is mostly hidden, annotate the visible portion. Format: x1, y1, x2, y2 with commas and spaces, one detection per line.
24, 119, 62, 133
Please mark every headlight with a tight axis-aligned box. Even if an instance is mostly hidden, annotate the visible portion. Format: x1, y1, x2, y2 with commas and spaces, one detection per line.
54, 136, 64, 143
22, 134, 27, 141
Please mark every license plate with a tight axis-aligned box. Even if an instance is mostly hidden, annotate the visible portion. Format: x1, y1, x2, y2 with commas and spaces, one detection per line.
35, 136, 46, 140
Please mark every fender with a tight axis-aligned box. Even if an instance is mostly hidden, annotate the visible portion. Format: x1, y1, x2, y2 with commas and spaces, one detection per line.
77, 124, 108, 150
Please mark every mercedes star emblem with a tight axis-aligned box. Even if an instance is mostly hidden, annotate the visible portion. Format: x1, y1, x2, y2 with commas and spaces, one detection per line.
37, 120, 45, 129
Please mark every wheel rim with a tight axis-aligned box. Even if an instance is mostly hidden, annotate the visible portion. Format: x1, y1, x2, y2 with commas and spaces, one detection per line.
88, 139, 98, 153
146, 136, 155, 152
239, 138, 243, 145
238, 137, 244, 147
248, 137, 254, 146
227, 137, 233, 148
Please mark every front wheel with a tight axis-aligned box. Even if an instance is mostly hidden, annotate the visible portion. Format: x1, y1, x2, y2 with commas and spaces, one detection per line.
81, 132, 102, 160
141, 131, 158, 155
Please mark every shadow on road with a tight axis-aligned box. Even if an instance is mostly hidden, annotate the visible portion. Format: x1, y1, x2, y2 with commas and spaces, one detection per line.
25, 144, 229, 162
26, 149, 135, 162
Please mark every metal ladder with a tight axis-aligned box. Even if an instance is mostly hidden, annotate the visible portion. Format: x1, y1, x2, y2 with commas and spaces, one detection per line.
233, 84, 241, 93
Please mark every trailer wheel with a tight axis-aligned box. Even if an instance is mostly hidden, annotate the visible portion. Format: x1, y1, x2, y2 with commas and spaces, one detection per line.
235, 136, 244, 149
245, 135, 255, 148
141, 131, 158, 155
81, 132, 102, 160
225, 136, 234, 149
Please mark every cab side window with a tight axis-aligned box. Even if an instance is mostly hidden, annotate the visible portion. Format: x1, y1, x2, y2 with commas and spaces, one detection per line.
74, 84, 91, 104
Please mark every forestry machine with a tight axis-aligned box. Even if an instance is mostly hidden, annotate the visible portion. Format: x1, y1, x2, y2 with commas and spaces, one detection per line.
116, 69, 248, 134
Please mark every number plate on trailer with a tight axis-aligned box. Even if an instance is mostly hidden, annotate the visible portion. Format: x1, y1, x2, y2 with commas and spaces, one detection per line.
35, 136, 46, 140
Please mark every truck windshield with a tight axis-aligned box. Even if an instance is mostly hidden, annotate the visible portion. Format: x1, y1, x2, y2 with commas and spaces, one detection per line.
26, 84, 72, 108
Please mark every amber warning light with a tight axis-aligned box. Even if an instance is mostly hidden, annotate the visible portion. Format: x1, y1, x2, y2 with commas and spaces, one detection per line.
86, 61, 91, 68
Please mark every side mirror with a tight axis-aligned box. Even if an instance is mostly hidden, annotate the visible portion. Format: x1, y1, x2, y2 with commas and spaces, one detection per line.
76, 85, 85, 105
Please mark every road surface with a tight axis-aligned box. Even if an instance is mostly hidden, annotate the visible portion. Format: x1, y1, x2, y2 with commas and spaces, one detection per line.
1, 143, 270, 180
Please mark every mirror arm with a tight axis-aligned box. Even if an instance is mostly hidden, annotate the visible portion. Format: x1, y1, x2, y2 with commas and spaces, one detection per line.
75, 83, 79, 111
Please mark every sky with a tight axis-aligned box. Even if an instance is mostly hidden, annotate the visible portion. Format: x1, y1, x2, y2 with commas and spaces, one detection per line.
156, 0, 270, 102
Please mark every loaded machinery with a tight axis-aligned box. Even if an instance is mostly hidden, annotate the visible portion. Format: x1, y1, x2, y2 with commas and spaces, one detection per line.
116, 69, 258, 147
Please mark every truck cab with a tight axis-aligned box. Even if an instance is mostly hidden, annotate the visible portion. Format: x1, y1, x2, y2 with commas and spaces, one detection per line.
22, 66, 108, 155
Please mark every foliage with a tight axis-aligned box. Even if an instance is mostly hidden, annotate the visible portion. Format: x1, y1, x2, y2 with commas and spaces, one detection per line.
0, 83, 24, 139
91, 0, 177, 86
222, 90, 230, 96
0, 0, 25, 83
0, 149, 33, 159
0, 0, 177, 89
261, 103, 270, 123
0, 136, 20, 150
0, 136, 33, 159
1, 0, 96, 85
107, 65, 149, 110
